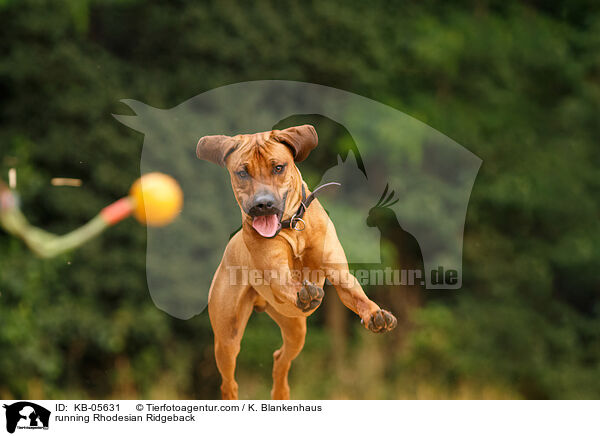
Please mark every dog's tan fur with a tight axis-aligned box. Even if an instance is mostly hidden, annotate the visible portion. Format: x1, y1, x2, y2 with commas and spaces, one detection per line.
197, 125, 397, 400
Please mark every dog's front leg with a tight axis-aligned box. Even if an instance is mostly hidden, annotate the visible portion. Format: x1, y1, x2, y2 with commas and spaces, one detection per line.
321, 229, 397, 333
250, 240, 324, 316
326, 266, 397, 332
255, 265, 324, 316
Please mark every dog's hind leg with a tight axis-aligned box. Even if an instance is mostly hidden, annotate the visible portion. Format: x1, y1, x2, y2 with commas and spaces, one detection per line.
208, 264, 257, 400
265, 305, 307, 400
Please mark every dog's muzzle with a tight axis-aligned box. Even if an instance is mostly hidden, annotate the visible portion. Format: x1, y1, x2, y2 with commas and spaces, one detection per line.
247, 193, 283, 238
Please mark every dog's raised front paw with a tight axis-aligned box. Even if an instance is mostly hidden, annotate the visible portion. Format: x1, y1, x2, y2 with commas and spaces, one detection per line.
296, 280, 324, 312
364, 309, 397, 333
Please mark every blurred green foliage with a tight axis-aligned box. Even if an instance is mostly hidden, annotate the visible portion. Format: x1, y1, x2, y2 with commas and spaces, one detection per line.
1, 0, 599, 399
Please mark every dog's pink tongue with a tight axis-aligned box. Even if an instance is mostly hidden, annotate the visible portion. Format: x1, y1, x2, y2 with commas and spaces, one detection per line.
252, 214, 280, 237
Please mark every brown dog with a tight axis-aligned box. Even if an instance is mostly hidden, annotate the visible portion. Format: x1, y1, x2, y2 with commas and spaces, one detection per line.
197, 124, 397, 400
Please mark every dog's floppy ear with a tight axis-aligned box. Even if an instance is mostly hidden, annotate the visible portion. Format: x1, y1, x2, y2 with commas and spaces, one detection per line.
274, 124, 318, 162
196, 135, 237, 167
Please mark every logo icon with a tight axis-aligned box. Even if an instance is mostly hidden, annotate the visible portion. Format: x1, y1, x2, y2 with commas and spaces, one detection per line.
2, 402, 50, 434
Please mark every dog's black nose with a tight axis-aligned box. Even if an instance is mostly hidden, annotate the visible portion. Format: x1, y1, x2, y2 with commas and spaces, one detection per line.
249, 193, 277, 215
254, 194, 274, 209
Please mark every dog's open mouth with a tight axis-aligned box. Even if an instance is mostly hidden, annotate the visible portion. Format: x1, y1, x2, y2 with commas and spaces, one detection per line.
252, 214, 281, 238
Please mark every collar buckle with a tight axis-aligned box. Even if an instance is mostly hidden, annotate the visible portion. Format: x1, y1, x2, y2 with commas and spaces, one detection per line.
290, 214, 306, 231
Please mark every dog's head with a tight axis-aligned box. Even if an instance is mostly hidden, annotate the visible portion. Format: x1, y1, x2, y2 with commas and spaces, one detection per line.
196, 124, 318, 238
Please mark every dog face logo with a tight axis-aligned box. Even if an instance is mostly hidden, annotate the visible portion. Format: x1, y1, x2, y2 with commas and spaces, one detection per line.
3, 402, 50, 433
197, 125, 317, 238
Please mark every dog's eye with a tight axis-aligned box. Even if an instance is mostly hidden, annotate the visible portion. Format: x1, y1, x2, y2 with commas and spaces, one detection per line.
236, 170, 249, 179
273, 165, 285, 174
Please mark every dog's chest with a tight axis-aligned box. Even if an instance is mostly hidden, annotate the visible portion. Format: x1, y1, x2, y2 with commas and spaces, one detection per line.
278, 230, 305, 260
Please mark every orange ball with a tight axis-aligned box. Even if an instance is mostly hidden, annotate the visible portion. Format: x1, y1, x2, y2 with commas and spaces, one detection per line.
129, 172, 183, 226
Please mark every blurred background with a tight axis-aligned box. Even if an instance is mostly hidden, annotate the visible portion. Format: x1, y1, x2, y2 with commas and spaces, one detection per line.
1, 0, 599, 399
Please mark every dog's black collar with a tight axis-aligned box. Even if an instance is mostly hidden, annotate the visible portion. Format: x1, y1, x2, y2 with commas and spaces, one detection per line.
280, 182, 341, 231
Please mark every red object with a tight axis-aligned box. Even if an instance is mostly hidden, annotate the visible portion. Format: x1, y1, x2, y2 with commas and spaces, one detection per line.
100, 197, 134, 225
0, 190, 17, 210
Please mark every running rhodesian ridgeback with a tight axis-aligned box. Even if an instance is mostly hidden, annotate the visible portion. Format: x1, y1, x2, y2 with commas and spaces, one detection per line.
197, 124, 397, 400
